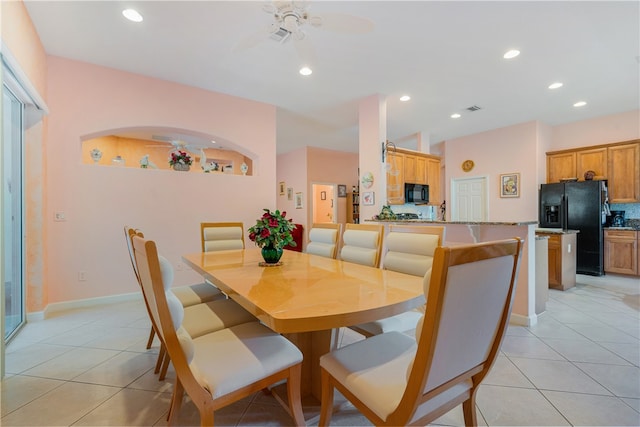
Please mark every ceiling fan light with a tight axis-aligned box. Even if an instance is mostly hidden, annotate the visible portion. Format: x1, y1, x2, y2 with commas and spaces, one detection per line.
400, 95, 411, 102
122, 9, 143, 22
299, 67, 312, 76
451, 113, 461, 119
548, 82, 563, 89
573, 101, 587, 107
503, 49, 520, 59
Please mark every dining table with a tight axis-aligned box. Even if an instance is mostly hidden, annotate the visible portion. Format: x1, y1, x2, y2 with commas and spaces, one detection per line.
182, 248, 425, 399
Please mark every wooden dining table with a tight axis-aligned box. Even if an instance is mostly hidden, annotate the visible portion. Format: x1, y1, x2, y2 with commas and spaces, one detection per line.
182, 248, 425, 399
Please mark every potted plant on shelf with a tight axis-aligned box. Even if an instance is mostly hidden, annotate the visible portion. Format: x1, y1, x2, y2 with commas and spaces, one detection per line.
169, 150, 193, 171
248, 209, 296, 265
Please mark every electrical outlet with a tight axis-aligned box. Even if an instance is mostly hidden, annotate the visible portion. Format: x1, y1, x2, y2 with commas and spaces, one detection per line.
78, 271, 87, 281
54, 212, 66, 221
567, 244, 571, 253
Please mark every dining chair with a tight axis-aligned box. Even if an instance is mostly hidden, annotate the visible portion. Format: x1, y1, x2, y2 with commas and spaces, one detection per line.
349, 225, 445, 337
319, 238, 523, 427
306, 222, 342, 259
125, 226, 225, 349
132, 234, 306, 426
200, 222, 245, 252
125, 226, 258, 380
338, 223, 385, 268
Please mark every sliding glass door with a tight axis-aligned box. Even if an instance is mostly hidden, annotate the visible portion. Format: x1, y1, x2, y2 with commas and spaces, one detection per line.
2, 85, 25, 341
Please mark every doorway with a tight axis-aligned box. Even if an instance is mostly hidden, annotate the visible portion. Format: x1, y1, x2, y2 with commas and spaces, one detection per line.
312, 183, 337, 224
451, 176, 489, 221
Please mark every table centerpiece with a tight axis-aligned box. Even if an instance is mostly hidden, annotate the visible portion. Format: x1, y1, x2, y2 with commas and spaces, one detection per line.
248, 208, 296, 265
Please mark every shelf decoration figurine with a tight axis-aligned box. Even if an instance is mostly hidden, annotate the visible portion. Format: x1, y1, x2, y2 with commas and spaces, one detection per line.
240, 162, 249, 175
169, 150, 192, 171
90, 148, 102, 164
139, 154, 158, 169
199, 149, 219, 173
248, 208, 296, 265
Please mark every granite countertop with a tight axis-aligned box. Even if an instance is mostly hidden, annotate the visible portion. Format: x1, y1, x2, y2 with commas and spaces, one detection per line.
536, 228, 580, 234
369, 219, 538, 226
604, 227, 638, 231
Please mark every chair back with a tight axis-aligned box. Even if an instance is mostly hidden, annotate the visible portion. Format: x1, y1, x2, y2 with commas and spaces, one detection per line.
397, 238, 523, 424
339, 223, 384, 267
306, 223, 342, 259
200, 222, 245, 252
382, 225, 445, 277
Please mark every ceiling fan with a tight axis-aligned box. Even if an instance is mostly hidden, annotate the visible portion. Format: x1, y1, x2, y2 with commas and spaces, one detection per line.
234, 1, 374, 64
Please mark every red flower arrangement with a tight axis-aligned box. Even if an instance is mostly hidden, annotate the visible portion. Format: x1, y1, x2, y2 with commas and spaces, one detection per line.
248, 209, 296, 249
168, 150, 193, 166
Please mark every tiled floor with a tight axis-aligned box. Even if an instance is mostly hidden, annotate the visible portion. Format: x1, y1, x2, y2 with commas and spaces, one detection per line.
2, 274, 639, 426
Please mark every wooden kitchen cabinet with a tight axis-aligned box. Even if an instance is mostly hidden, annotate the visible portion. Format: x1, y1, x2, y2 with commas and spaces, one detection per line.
576, 147, 607, 180
604, 229, 638, 275
547, 152, 576, 183
426, 157, 441, 204
536, 231, 577, 290
386, 152, 405, 205
403, 154, 427, 185
608, 142, 640, 203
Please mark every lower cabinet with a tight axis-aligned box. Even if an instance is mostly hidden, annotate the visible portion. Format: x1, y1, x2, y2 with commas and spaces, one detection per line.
536, 231, 577, 291
604, 229, 638, 275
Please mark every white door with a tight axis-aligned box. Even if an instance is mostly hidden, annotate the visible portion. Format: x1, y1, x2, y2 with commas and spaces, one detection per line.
451, 176, 488, 221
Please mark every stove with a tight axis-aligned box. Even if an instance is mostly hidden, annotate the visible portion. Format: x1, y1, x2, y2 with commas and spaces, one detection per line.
395, 213, 419, 220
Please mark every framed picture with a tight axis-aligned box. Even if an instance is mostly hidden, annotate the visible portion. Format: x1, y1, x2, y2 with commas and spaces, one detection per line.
279, 181, 285, 196
500, 173, 520, 198
337, 184, 347, 198
362, 191, 375, 205
320, 191, 327, 200
287, 187, 293, 200
295, 192, 303, 209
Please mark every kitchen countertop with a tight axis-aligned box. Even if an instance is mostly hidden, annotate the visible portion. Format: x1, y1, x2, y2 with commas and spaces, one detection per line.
368, 219, 538, 226
604, 227, 638, 231
536, 228, 580, 234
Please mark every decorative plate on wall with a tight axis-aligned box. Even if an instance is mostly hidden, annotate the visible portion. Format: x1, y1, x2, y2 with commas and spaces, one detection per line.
361, 171, 374, 188
462, 159, 475, 172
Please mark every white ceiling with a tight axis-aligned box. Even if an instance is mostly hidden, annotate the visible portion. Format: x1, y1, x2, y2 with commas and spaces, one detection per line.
23, 1, 640, 154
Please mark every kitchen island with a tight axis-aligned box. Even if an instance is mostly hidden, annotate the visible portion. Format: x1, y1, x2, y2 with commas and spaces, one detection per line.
535, 229, 579, 291
369, 219, 540, 326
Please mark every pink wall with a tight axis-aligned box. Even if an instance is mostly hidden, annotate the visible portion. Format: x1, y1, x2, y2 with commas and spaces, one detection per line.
444, 121, 540, 222
43, 56, 277, 306
551, 110, 640, 150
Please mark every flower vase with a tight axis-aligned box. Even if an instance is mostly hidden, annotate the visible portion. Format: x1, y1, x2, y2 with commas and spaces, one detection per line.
173, 163, 190, 172
261, 245, 283, 265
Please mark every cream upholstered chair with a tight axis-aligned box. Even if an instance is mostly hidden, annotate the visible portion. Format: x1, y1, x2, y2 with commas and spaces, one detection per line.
350, 225, 445, 337
132, 234, 305, 426
306, 223, 342, 259
319, 238, 523, 427
339, 223, 384, 268
125, 227, 257, 380
200, 222, 245, 252
125, 226, 224, 349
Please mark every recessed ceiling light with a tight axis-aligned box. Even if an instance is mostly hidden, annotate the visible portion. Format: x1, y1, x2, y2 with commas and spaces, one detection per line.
451, 113, 461, 119
548, 82, 563, 89
503, 49, 520, 59
299, 67, 312, 76
122, 9, 143, 22
400, 95, 411, 102
573, 101, 587, 107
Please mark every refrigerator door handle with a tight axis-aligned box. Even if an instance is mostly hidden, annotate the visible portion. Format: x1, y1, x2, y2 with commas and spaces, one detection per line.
562, 195, 569, 231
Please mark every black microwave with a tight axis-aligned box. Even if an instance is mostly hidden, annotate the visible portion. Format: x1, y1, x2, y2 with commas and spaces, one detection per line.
405, 183, 429, 204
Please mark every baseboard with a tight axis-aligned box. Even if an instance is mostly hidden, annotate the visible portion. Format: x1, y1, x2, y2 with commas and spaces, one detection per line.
509, 312, 538, 327
27, 292, 142, 321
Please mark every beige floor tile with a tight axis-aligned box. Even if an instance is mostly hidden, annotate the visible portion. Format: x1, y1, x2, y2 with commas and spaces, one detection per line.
575, 362, 640, 398
540, 337, 633, 365
597, 340, 640, 366
509, 357, 612, 395
74, 388, 172, 426
476, 385, 570, 426
73, 351, 157, 387
621, 397, 640, 412
22, 347, 120, 381
126, 368, 175, 393
542, 390, 640, 426
500, 335, 564, 360
566, 323, 637, 344
0, 375, 65, 416
528, 316, 592, 340
482, 355, 535, 388
0, 381, 119, 426
4, 343, 74, 374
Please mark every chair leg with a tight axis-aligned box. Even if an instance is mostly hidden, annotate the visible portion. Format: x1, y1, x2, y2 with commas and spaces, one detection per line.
286, 364, 306, 426
462, 390, 478, 427
146, 326, 156, 349
168, 378, 185, 426
154, 344, 166, 374
318, 368, 335, 427
159, 351, 171, 381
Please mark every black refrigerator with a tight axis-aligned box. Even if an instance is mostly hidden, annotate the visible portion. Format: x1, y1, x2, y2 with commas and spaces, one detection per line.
539, 180, 606, 276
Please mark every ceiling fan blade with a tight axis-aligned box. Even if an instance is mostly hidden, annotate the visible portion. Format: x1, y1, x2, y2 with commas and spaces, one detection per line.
293, 36, 317, 66
312, 13, 374, 34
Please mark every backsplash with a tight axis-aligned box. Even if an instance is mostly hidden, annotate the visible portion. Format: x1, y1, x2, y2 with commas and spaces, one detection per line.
610, 203, 640, 229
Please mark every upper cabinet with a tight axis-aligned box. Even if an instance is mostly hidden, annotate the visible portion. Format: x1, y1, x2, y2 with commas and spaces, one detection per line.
608, 142, 640, 203
546, 140, 640, 203
386, 149, 441, 205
